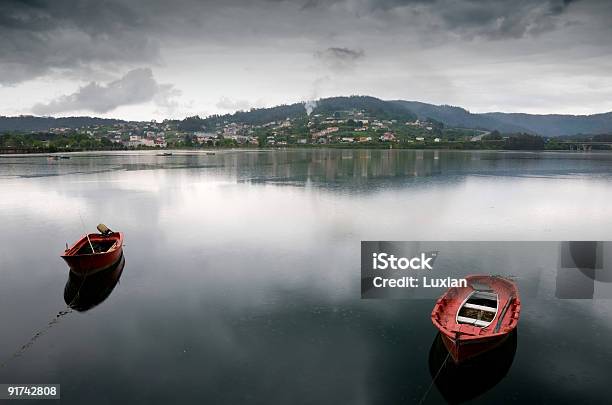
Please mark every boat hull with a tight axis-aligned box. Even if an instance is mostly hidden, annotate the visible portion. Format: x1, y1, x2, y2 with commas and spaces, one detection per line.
64, 254, 125, 311
61, 232, 124, 276
440, 332, 510, 363
429, 330, 518, 403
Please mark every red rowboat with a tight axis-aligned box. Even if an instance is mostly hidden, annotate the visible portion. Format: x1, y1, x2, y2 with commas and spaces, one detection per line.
61, 224, 124, 276
431, 275, 521, 363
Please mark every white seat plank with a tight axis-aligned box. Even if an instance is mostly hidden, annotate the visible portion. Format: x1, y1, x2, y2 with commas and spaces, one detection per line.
464, 303, 497, 312
457, 316, 490, 327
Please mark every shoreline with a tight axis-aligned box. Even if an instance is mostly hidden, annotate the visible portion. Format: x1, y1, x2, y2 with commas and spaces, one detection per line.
1, 145, 606, 156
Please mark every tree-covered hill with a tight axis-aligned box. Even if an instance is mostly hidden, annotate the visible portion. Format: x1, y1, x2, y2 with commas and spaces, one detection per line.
0, 116, 126, 133
482, 111, 612, 137
314, 96, 417, 121
392, 100, 612, 136
391, 101, 531, 133
3, 96, 612, 137
179, 96, 418, 131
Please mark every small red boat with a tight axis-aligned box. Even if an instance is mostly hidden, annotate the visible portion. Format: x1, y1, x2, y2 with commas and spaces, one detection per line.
61, 224, 124, 276
431, 275, 521, 363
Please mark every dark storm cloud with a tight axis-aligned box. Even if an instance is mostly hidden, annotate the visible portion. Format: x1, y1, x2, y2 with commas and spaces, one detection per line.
31, 68, 178, 114
308, 0, 583, 39
319, 47, 364, 61
0, 0, 297, 84
0, 0, 161, 84
428, 0, 578, 39
0, 0, 610, 86
315, 47, 364, 71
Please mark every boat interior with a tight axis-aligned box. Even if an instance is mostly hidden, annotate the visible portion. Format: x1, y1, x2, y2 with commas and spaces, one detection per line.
457, 290, 498, 327
76, 240, 117, 255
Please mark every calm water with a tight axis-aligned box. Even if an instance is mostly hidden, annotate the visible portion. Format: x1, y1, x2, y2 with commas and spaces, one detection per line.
1, 149, 612, 404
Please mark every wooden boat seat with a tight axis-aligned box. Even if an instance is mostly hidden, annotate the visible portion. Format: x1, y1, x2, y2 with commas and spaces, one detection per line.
463, 303, 497, 312
456, 290, 499, 327
456, 316, 490, 327
470, 291, 497, 300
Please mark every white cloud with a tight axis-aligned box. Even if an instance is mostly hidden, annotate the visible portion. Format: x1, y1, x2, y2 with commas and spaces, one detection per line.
31, 68, 179, 115
215, 97, 253, 112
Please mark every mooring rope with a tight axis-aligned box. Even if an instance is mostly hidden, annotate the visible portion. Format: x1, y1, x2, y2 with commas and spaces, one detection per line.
0, 216, 116, 370
417, 350, 450, 405
0, 266, 93, 370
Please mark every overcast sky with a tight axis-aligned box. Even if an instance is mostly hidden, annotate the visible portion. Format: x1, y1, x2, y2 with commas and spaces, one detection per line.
1, 0, 611, 120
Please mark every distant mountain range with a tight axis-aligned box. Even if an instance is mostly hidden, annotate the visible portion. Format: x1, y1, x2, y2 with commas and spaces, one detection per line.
3, 96, 612, 136
391, 101, 527, 134
481, 111, 612, 137
393, 100, 612, 136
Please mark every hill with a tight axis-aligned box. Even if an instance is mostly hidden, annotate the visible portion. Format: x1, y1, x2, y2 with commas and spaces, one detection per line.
392, 101, 612, 136
392, 101, 530, 133
196, 97, 612, 136
3, 97, 612, 137
179, 96, 418, 131
482, 111, 612, 137
0, 116, 126, 133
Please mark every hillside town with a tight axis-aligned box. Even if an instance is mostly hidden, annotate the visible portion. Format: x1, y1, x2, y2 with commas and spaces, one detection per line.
2, 96, 585, 153
2, 109, 466, 153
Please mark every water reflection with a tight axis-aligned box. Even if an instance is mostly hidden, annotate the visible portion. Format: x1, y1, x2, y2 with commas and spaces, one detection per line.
428, 330, 518, 404
4, 149, 612, 189
1, 150, 612, 403
64, 254, 125, 312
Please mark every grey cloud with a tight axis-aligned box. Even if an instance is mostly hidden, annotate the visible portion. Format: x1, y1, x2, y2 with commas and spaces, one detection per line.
0, 0, 162, 84
1, 0, 612, 120
0, 0, 306, 84
316, 47, 365, 71
31, 68, 178, 114
304, 0, 587, 39
1, 0, 610, 85
0, 63, 49, 86
432, 0, 577, 39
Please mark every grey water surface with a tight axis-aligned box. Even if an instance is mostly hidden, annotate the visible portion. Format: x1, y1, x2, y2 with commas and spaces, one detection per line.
1, 149, 612, 404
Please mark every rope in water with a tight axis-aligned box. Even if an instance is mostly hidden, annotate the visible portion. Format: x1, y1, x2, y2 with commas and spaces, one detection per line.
417, 350, 450, 405
0, 266, 93, 370
0, 214, 107, 370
